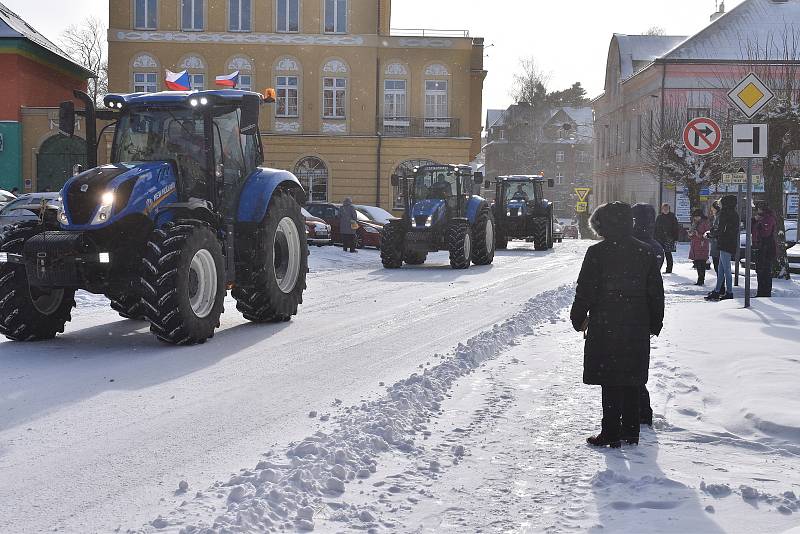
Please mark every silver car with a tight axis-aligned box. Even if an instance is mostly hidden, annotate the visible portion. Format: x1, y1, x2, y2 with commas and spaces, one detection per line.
0, 192, 61, 234
0, 189, 16, 210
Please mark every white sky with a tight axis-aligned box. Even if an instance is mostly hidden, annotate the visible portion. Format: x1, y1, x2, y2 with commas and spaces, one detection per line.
5, 0, 746, 122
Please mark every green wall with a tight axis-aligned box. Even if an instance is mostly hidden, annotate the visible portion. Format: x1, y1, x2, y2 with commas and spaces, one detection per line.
0, 122, 21, 191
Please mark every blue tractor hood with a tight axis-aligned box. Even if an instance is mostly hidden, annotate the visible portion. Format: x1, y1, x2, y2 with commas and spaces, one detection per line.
411, 199, 446, 224
62, 161, 178, 230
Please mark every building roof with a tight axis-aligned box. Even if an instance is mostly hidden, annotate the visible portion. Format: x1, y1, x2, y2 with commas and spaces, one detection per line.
485, 109, 504, 129
546, 106, 594, 142
661, 0, 800, 61
614, 34, 688, 79
0, 1, 93, 77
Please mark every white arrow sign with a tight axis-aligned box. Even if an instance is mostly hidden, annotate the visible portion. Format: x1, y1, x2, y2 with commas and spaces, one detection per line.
732, 123, 768, 158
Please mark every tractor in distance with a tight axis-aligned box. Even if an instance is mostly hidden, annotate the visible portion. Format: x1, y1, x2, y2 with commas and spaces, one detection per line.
488, 174, 556, 251
0, 89, 308, 345
381, 164, 495, 269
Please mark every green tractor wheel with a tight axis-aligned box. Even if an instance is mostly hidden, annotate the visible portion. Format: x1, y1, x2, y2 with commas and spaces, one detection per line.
471, 208, 495, 265
233, 188, 308, 323
380, 221, 405, 269
0, 222, 76, 341
447, 221, 472, 270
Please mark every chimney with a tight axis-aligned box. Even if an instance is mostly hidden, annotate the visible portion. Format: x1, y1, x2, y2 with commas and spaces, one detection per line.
710, 1, 725, 22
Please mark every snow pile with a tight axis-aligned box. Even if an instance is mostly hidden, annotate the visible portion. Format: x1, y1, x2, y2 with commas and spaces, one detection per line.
144, 284, 575, 533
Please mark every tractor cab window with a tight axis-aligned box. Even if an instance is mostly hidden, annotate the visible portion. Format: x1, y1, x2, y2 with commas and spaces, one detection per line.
413, 168, 459, 202
507, 182, 534, 202
114, 108, 208, 198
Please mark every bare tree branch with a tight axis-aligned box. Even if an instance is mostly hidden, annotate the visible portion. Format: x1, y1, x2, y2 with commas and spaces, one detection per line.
60, 17, 108, 107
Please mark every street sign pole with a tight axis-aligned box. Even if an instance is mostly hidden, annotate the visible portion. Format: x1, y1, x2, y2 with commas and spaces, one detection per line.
744, 159, 754, 308
734, 183, 742, 287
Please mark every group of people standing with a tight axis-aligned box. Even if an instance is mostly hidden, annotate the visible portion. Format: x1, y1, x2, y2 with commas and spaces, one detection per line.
570, 195, 780, 448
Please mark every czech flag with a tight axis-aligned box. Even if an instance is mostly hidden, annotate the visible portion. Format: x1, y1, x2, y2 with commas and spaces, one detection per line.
165, 69, 191, 91
215, 71, 240, 88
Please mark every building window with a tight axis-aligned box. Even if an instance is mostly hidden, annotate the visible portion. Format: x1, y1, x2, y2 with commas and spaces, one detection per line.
276, 76, 299, 117
189, 73, 204, 90
181, 0, 204, 30
555, 172, 564, 186
425, 80, 448, 119
277, 0, 299, 32
392, 159, 438, 209
324, 0, 347, 33
323, 77, 346, 118
295, 157, 328, 202
134, 0, 157, 29
383, 79, 408, 136
555, 150, 565, 163
577, 151, 589, 163
687, 107, 711, 121
238, 74, 252, 91
229, 0, 251, 31
134, 72, 158, 92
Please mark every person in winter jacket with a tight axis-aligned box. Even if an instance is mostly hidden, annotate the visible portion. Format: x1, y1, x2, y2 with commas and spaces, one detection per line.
631, 203, 664, 427
688, 209, 711, 286
655, 203, 680, 273
753, 202, 777, 297
706, 195, 739, 301
708, 201, 725, 294
339, 198, 359, 253
571, 202, 665, 448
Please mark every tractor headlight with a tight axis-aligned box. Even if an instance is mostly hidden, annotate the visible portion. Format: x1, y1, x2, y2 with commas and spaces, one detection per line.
424, 215, 433, 228
506, 210, 512, 216
57, 207, 68, 225
91, 191, 115, 225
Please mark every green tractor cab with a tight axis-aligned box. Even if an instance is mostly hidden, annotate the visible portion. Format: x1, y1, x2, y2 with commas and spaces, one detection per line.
487, 175, 556, 251
381, 164, 495, 269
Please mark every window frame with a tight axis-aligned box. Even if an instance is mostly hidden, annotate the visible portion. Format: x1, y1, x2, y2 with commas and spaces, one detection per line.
228, 0, 252, 32
277, 0, 300, 32
276, 75, 300, 118
322, 77, 347, 119
324, 0, 348, 34
181, 0, 205, 31
555, 150, 565, 163
424, 79, 448, 119
238, 73, 252, 92
189, 73, 205, 91
555, 172, 564, 186
383, 79, 407, 118
133, 72, 158, 93
134, 0, 158, 30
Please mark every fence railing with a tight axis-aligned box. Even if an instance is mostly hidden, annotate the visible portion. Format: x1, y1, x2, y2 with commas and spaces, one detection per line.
390, 28, 470, 38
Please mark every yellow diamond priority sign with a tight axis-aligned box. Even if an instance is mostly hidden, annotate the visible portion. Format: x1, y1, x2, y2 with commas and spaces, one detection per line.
728, 73, 774, 118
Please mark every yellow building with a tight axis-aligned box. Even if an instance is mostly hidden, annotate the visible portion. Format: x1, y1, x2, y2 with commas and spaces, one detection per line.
107, 0, 486, 210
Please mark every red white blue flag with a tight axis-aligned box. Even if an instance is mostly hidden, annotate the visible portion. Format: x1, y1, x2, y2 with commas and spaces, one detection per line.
165, 69, 191, 91
215, 71, 240, 88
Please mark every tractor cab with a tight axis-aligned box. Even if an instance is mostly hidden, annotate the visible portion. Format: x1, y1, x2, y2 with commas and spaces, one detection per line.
402, 164, 477, 224
487, 175, 556, 251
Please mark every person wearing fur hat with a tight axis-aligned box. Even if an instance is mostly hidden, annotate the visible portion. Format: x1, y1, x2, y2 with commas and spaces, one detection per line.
571, 202, 665, 448
688, 209, 711, 286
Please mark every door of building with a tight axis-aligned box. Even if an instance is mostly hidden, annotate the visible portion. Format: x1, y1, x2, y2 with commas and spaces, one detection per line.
36, 135, 87, 192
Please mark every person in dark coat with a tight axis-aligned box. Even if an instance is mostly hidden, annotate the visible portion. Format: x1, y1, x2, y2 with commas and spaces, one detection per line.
571, 202, 665, 448
339, 197, 359, 253
631, 203, 664, 427
706, 195, 739, 301
655, 203, 680, 273
708, 201, 725, 294
753, 202, 777, 297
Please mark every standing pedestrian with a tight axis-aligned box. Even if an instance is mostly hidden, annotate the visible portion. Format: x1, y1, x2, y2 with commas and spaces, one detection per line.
752, 202, 777, 297
655, 203, 680, 274
688, 209, 711, 286
707, 201, 725, 295
571, 202, 665, 448
705, 195, 739, 301
339, 197, 359, 253
632, 203, 664, 427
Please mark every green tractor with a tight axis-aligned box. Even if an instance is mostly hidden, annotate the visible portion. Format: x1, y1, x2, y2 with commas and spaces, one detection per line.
488, 174, 556, 251
381, 164, 494, 269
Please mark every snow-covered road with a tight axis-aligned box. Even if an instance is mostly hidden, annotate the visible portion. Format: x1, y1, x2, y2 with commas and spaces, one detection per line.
0, 240, 588, 533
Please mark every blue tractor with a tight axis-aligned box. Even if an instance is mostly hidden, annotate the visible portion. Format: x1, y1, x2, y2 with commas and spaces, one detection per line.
381, 164, 495, 269
488, 175, 556, 251
0, 89, 308, 345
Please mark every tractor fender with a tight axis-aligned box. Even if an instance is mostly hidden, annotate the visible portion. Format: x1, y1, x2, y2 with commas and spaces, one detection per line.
236, 167, 304, 223
466, 196, 489, 224
531, 199, 553, 218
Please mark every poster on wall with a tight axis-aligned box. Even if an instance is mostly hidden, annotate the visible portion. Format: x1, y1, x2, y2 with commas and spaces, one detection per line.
675, 190, 691, 223
787, 194, 799, 217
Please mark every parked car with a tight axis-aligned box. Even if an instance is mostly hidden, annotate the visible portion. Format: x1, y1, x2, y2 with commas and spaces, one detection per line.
562, 224, 580, 239
0, 189, 16, 209
354, 204, 395, 225
302, 207, 332, 247
305, 202, 383, 249
788, 243, 800, 274
552, 221, 564, 243
0, 192, 61, 234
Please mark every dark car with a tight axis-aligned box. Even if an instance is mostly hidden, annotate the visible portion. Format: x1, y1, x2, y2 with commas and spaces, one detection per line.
0, 192, 61, 234
305, 202, 383, 249
301, 207, 332, 247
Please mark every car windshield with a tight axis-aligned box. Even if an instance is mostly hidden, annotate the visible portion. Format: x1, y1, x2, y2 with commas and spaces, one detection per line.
507, 182, 535, 201
355, 209, 370, 222
414, 168, 458, 201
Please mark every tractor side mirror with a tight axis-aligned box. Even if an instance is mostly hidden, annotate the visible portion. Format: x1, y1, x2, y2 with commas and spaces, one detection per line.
547, 178, 555, 188
473, 171, 484, 184
59, 101, 75, 137
240, 94, 261, 135
484, 180, 491, 189
391, 174, 400, 187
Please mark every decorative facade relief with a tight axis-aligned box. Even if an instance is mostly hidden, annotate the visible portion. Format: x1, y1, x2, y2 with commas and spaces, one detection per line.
384, 63, 408, 76
114, 30, 365, 47
274, 121, 301, 133
398, 38, 454, 49
180, 55, 205, 69
322, 59, 348, 73
321, 122, 347, 134
228, 56, 253, 71
132, 53, 158, 68
276, 58, 300, 72
425, 63, 450, 76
